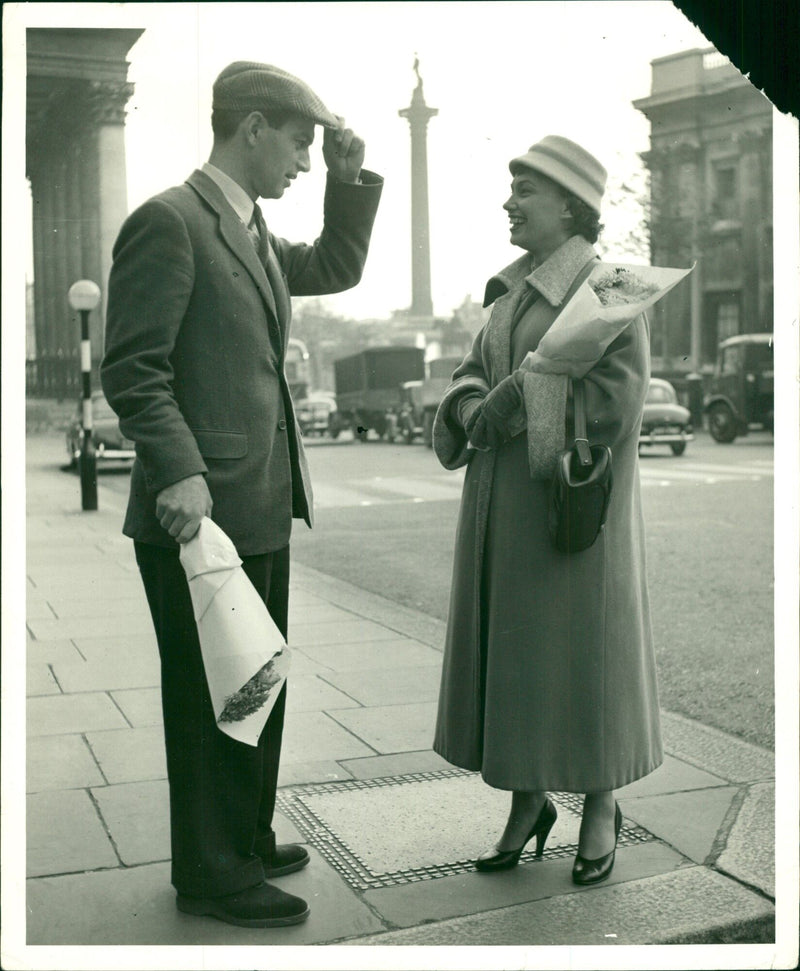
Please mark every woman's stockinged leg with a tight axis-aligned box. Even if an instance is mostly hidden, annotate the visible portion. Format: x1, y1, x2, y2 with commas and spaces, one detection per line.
481, 789, 548, 857
578, 790, 617, 858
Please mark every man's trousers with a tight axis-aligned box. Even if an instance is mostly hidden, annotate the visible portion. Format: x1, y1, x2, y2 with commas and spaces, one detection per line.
134, 540, 290, 898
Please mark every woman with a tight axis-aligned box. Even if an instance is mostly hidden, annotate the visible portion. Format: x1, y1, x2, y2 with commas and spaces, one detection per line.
432, 135, 662, 885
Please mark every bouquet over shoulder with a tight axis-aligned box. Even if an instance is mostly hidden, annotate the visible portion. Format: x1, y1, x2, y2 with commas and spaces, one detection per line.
520, 262, 694, 379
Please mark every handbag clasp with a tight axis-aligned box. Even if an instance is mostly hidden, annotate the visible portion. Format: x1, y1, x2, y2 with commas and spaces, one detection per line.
575, 437, 593, 467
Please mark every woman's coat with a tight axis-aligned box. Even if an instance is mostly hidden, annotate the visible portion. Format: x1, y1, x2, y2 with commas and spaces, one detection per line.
432, 236, 663, 792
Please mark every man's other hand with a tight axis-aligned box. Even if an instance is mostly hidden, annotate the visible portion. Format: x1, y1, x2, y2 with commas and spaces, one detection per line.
156, 474, 213, 543
323, 117, 365, 183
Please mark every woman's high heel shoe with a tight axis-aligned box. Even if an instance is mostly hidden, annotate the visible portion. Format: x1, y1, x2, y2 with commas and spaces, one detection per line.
475, 797, 558, 872
572, 801, 622, 886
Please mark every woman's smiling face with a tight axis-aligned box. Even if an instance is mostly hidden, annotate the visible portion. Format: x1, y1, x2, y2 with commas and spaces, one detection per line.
503, 169, 572, 260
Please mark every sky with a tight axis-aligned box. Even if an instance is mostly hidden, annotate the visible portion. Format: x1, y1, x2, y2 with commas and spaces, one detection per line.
12, 0, 715, 320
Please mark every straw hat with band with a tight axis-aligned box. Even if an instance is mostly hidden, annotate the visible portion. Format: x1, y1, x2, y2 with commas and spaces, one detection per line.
509, 136, 607, 213
212, 61, 339, 129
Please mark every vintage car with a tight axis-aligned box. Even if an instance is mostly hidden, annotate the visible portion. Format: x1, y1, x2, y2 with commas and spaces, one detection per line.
704, 333, 774, 443
639, 378, 693, 456
65, 391, 135, 468
294, 392, 338, 438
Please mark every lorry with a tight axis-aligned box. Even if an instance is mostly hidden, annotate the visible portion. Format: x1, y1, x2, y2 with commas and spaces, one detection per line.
395, 355, 463, 445
703, 333, 774, 442
331, 346, 425, 441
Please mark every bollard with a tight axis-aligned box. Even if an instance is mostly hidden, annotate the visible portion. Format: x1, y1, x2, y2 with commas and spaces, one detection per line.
68, 280, 101, 511
686, 372, 705, 429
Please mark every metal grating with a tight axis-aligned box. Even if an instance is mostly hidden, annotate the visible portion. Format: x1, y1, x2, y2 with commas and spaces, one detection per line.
277, 768, 655, 891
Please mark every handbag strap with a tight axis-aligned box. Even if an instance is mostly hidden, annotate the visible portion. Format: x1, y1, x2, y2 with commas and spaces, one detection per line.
572, 379, 593, 467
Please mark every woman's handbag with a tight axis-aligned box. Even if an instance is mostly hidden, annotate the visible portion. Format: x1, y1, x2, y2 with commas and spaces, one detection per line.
548, 379, 613, 554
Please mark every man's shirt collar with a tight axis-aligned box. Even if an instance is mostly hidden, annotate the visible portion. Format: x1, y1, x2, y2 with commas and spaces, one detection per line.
201, 162, 256, 227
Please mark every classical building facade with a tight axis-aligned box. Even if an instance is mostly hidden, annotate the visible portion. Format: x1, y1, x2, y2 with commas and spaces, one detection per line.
634, 48, 773, 374
26, 27, 142, 397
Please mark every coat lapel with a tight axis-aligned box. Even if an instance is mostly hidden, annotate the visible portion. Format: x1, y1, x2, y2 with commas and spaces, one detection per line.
186, 170, 279, 324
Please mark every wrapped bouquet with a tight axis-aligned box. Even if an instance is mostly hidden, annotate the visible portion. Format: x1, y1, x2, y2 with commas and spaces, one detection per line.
179, 517, 290, 746
520, 262, 693, 378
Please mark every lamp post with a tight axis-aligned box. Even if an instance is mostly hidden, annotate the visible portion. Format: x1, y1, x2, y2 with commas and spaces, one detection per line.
67, 280, 101, 511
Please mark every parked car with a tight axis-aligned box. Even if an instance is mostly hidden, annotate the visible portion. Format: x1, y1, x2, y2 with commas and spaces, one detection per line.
65, 391, 135, 468
639, 378, 693, 456
294, 392, 338, 438
704, 333, 774, 443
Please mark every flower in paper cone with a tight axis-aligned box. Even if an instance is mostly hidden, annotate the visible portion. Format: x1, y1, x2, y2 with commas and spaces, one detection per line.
218, 651, 286, 723
589, 267, 660, 306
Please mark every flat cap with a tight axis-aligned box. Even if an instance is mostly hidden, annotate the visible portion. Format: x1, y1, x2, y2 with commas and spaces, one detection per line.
212, 61, 338, 128
510, 135, 607, 212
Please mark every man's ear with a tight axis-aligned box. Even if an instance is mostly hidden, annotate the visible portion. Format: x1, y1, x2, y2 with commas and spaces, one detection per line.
244, 111, 265, 145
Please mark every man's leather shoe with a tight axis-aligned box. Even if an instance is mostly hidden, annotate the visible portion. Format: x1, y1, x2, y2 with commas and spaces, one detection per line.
261, 842, 310, 877
176, 881, 309, 927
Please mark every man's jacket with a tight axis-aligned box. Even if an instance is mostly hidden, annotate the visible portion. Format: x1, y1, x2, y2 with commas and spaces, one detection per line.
101, 168, 382, 555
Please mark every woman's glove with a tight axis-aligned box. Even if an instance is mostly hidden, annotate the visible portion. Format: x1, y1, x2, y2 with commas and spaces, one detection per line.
469, 372, 524, 449
455, 392, 485, 431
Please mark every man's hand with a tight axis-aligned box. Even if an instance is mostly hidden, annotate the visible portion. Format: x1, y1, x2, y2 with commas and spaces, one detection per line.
322, 117, 365, 183
155, 474, 213, 544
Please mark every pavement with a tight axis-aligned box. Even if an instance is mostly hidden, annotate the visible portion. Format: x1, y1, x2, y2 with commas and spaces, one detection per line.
13, 433, 787, 962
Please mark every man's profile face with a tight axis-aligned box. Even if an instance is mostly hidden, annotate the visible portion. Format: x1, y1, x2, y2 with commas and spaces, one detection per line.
252, 115, 315, 199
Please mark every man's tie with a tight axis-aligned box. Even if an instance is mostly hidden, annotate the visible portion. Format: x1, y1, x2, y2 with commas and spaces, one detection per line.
250, 203, 270, 268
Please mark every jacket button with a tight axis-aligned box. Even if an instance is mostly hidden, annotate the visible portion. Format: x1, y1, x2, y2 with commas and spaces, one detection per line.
278, 419, 287, 431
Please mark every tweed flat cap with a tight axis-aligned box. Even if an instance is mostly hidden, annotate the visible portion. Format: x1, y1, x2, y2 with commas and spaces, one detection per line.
510, 135, 607, 212
212, 61, 338, 128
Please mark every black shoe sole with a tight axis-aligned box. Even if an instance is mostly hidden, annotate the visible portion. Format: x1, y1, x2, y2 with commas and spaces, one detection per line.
176, 896, 310, 927
263, 854, 310, 878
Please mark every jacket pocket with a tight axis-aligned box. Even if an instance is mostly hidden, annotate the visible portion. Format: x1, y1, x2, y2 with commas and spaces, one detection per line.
192, 429, 248, 459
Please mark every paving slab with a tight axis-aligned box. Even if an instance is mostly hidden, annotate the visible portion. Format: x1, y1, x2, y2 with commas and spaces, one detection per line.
329, 702, 437, 754
284, 650, 337, 676
29, 577, 147, 603
27, 661, 60, 696
716, 781, 775, 897
27, 789, 118, 877
25, 637, 84, 665
292, 561, 447, 649
28, 611, 155, 642
27, 692, 129, 736
298, 637, 442, 672
91, 779, 170, 866
363, 842, 687, 929
289, 618, 404, 648
284, 674, 361, 713
275, 710, 376, 765
51, 650, 161, 693
27, 734, 106, 792
618, 753, 729, 798
661, 710, 774, 783
278, 759, 355, 787
45, 595, 149, 619
110, 687, 163, 726
74, 633, 158, 662
26, 851, 383, 945
85, 726, 167, 784
620, 785, 740, 864
340, 749, 453, 780
287, 603, 360, 625
25, 595, 56, 619
348, 866, 775, 946
323, 664, 442, 707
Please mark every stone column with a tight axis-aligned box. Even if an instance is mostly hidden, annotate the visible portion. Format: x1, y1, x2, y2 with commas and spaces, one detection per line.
399, 61, 438, 321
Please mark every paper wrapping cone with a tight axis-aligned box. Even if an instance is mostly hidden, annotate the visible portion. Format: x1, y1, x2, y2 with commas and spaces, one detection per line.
179, 518, 290, 746
521, 262, 694, 378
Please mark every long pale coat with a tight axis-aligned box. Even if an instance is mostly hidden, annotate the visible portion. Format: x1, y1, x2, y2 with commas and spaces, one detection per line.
432, 235, 663, 792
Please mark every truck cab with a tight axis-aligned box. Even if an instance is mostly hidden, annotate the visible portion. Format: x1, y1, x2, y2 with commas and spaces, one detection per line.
704, 333, 773, 443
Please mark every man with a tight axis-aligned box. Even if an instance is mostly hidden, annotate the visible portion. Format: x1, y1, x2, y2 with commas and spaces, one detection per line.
101, 61, 382, 928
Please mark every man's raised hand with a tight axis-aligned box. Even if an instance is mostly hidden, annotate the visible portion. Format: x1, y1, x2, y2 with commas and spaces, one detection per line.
322, 116, 365, 183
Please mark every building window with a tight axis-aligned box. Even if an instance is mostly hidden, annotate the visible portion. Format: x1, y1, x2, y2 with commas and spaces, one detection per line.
711, 163, 739, 220
717, 301, 740, 344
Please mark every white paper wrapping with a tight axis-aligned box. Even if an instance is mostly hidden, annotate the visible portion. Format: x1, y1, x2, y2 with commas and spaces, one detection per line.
179, 517, 290, 746
521, 262, 694, 378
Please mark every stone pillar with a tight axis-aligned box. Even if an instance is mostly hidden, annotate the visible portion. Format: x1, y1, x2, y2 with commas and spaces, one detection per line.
26, 28, 142, 395
399, 60, 438, 320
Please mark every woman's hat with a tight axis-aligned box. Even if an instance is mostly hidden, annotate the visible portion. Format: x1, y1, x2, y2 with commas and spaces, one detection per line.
212, 61, 338, 128
509, 136, 607, 212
